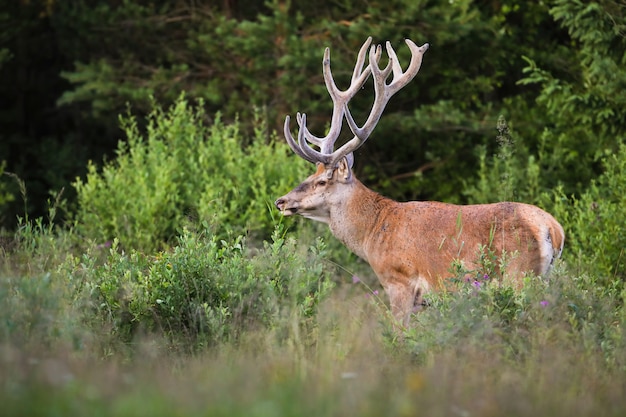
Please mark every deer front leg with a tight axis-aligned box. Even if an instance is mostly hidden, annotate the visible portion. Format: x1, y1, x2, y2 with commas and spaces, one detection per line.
384, 282, 418, 328
382, 275, 430, 329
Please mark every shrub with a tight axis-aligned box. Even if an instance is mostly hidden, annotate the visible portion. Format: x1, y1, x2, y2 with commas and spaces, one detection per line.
407, 261, 625, 371
0, 211, 86, 351
550, 143, 626, 285
464, 115, 543, 205
75, 224, 335, 350
73, 95, 310, 252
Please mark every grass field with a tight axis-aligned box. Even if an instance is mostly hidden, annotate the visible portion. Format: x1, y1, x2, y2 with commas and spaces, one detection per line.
1, 220, 625, 417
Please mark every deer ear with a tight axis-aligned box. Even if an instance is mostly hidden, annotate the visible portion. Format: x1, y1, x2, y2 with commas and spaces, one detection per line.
337, 157, 353, 181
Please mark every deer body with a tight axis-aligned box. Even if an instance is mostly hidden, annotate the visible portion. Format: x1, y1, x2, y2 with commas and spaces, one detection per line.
275, 37, 565, 326
277, 160, 564, 324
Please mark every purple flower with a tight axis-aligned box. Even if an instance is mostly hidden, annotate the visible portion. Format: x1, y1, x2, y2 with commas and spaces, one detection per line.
472, 280, 481, 289
365, 289, 379, 299
96, 241, 112, 250
483, 274, 489, 281
352, 275, 361, 284
540, 300, 549, 307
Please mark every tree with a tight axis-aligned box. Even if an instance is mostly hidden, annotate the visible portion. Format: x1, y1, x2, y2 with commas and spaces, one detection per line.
0, 0, 617, 232
516, 0, 626, 197
55, 0, 571, 204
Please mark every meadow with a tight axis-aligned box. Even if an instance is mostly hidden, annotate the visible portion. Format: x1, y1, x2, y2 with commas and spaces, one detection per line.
1, 99, 625, 416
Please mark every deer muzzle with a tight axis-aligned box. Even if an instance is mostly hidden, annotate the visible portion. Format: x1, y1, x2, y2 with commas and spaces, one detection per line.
275, 197, 298, 215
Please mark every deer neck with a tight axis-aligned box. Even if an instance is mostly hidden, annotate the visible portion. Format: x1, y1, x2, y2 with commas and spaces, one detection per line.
328, 179, 393, 261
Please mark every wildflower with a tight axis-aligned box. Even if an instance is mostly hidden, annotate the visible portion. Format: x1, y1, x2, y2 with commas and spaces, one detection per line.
472, 280, 481, 289
540, 300, 549, 307
483, 274, 489, 281
96, 241, 112, 250
365, 289, 379, 298
352, 275, 361, 284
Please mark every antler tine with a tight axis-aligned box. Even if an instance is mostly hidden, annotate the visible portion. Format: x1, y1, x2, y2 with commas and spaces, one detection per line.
386, 39, 429, 96
301, 38, 376, 151
294, 113, 357, 169
295, 112, 334, 164
350, 36, 376, 85
288, 37, 379, 162
342, 41, 397, 141
283, 114, 318, 164
328, 39, 429, 167
296, 47, 344, 152
283, 37, 428, 168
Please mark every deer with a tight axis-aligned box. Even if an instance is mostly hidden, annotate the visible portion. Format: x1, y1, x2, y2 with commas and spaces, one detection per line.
274, 37, 565, 327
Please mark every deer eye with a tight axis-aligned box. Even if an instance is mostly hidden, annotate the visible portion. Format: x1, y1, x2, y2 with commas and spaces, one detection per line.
316, 180, 327, 188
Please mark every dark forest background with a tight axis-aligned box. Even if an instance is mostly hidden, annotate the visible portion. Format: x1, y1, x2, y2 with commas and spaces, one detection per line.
1, 0, 624, 230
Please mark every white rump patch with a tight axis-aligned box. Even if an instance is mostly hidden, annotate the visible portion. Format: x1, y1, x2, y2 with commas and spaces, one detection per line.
538, 225, 555, 274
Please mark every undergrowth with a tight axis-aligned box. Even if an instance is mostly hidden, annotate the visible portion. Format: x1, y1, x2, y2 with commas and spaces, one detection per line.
2, 220, 625, 417
2, 104, 626, 416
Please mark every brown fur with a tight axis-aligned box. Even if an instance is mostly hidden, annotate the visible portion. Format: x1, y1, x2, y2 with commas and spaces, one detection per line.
276, 159, 564, 326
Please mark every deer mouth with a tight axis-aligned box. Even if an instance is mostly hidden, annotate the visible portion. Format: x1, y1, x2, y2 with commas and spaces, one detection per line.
279, 205, 298, 216
275, 198, 298, 215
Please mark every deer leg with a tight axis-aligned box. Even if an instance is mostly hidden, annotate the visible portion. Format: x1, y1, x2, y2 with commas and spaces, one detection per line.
384, 282, 416, 328
413, 286, 429, 311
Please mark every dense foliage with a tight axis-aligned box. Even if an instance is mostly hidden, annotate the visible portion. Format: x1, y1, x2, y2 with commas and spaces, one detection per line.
2, 195, 626, 416
73, 95, 310, 251
72, 226, 334, 350
2, 0, 624, 229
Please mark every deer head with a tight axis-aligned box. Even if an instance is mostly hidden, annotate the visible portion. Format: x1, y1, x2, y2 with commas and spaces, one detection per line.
275, 37, 429, 222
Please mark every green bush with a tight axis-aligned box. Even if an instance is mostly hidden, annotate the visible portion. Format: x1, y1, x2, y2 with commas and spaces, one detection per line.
75, 224, 334, 350
0, 213, 86, 351
550, 144, 626, 285
73, 95, 310, 252
464, 116, 543, 205
407, 263, 625, 370
517, 0, 626, 198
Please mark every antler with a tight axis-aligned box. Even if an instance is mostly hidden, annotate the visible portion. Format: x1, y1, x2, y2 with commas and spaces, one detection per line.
284, 37, 429, 169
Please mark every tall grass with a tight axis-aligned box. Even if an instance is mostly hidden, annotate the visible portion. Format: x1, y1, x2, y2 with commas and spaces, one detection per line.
2, 104, 626, 416
1, 216, 626, 417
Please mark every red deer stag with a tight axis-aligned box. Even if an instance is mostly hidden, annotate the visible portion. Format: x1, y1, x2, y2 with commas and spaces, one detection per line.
275, 37, 565, 326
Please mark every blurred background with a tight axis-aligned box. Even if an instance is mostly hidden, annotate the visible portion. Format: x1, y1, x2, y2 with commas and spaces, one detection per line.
1, 0, 623, 230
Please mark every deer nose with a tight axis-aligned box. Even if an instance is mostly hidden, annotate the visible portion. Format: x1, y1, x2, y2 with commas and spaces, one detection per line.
275, 198, 285, 210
